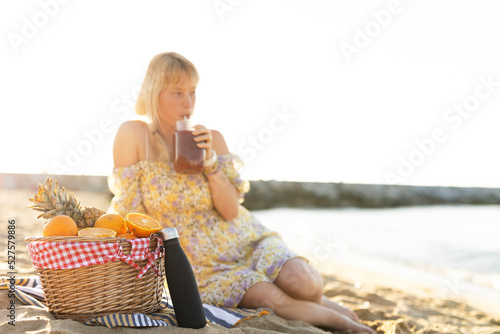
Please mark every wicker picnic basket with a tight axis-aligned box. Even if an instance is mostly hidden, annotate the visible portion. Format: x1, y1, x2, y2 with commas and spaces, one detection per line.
24, 235, 165, 322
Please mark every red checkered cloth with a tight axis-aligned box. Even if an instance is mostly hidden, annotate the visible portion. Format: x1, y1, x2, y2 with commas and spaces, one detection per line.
27, 237, 163, 279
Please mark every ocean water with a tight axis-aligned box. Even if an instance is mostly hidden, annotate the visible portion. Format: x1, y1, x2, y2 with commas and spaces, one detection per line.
253, 205, 500, 310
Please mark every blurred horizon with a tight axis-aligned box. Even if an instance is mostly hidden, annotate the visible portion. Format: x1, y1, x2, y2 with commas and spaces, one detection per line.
1, 1, 499, 188
2, 171, 500, 191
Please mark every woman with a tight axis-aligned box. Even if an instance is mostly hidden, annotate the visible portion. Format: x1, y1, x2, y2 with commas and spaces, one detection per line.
108, 52, 375, 333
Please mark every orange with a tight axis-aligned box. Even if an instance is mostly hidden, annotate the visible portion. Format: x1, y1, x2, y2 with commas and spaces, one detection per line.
116, 232, 138, 240
94, 213, 127, 235
125, 213, 162, 238
77, 228, 117, 237
43, 215, 79, 237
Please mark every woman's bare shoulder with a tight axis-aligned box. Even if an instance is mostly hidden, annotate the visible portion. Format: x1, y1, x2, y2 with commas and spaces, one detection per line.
211, 129, 230, 155
113, 120, 148, 168
117, 120, 147, 133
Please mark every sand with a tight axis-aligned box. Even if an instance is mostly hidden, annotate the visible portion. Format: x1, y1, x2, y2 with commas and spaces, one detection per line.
1, 188, 499, 333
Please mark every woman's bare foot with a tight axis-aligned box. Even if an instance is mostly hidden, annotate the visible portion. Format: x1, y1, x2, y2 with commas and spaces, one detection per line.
321, 297, 375, 333
321, 296, 359, 322
344, 318, 376, 333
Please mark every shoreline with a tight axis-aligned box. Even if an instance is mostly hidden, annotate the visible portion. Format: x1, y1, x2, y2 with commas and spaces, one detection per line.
318, 253, 500, 319
254, 206, 500, 319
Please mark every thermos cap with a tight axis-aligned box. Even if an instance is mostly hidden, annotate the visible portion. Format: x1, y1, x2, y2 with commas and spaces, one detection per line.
161, 227, 179, 240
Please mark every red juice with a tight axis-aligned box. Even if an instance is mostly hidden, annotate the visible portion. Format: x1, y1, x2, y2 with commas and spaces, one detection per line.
174, 129, 205, 174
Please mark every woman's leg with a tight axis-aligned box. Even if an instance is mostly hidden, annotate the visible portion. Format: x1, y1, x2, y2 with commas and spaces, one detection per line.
274, 258, 358, 321
238, 282, 375, 333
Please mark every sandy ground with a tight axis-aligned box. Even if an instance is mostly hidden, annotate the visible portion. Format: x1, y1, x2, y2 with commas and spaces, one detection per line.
1, 188, 499, 333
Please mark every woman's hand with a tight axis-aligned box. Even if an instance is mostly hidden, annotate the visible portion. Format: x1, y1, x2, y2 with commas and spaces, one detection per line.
192, 124, 214, 161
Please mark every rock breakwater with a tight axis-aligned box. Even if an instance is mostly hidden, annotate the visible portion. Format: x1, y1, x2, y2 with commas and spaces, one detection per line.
2, 173, 499, 209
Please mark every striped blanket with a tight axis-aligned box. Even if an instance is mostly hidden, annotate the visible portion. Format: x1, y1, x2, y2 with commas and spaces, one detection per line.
0, 276, 271, 328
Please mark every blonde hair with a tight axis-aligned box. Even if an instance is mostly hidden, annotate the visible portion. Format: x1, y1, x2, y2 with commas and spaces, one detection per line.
135, 52, 199, 161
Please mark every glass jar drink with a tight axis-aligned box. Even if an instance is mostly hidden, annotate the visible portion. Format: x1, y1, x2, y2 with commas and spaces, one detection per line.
174, 118, 206, 174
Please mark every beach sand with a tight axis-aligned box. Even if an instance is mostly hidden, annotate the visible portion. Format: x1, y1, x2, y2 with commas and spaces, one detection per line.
1, 189, 499, 333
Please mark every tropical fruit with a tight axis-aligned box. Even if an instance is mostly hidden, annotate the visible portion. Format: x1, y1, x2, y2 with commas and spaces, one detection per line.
77, 228, 117, 237
125, 213, 162, 238
94, 214, 127, 235
29, 177, 106, 228
116, 232, 138, 240
43, 215, 79, 237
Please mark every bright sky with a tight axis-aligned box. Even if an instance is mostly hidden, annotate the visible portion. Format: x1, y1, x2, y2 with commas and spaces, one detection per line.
1, 0, 499, 187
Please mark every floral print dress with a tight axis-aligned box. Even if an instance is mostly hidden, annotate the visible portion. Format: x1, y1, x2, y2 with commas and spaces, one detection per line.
108, 154, 299, 307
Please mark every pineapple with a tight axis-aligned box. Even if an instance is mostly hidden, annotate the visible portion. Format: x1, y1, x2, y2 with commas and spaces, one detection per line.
29, 177, 106, 228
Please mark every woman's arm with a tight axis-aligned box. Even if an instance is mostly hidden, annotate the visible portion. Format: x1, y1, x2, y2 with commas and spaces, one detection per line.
194, 128, 240, 221
206, 165, 240, 221
113, 121, 143, 168
109, 121, 148, 215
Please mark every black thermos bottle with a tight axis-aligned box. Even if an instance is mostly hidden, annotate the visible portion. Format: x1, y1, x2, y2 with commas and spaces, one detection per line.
160, 227, 206, 328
